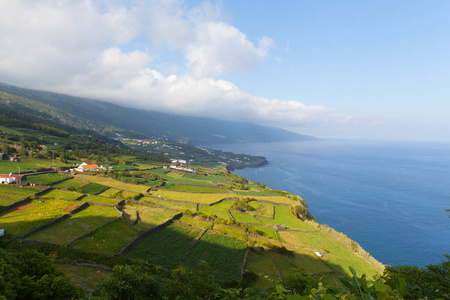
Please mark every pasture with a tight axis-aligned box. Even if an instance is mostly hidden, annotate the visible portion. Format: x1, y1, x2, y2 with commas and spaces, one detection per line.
0, 161, 44, 173
0, 185, 42, 206
39, 189, 83, 200
24, 204, 121, 245
128, 223, 202, 269
183, 231, 247, 281
120, 203, 180, 232
26, 173, 70, 185
75, 174, 149, 193
140, 196, 197, 211
52, 178, 87, 190
149, 189, 230, 204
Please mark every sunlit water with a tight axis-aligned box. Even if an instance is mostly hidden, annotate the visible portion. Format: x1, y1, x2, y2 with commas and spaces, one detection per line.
206, 140, 450, 267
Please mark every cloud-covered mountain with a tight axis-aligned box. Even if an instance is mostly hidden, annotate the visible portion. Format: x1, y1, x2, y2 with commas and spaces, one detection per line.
0, 83, 315, 144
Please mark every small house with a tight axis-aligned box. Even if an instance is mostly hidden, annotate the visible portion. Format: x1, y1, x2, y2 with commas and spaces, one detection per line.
0, 153, 7, 161
0, 174, 23, 184
75, 162, 100, 172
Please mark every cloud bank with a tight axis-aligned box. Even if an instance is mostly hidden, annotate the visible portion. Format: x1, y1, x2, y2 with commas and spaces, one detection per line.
0, 0, 357, 132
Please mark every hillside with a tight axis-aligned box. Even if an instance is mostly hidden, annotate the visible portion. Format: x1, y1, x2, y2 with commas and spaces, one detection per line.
0, 156, 384, 293
0, 82, 316, 145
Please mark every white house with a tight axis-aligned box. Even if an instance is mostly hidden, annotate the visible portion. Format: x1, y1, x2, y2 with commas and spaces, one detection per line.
0, 174, 23, 184
75, 162, 102, 172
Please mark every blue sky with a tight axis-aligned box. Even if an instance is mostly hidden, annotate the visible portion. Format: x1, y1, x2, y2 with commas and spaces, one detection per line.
0, 0, 448, 140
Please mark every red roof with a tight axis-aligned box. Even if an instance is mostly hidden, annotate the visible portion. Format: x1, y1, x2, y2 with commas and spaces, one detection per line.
0, 174, 22, 178
82, 164, 98, 169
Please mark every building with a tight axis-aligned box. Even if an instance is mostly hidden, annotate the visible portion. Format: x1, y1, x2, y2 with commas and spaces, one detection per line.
74, 162, 102, 172
0, 153, 7, 161
0, 174, 24, 184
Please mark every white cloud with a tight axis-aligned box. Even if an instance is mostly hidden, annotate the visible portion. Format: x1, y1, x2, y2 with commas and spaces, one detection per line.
0, 0, 359, 134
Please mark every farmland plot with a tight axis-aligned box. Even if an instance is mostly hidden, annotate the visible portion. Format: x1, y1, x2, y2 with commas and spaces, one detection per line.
25, 204, 121, 245
128, 223, 202, 269
39, 189, 83, 200
0, 161, 44, 173
198, 200, 234, 220
75, 174, 149, 193
256, 206, 316, 231
183, 231, 247, 281
163, 183, 228, 193
121, 203, 180, 232
230, 211, 262, 225
53, 178, 87, 190
0, 199, 75, 241
149, 190, 230, 204
70, 218, 138, 255
26, 173, 70, 185
140, 196, 197, 211
0, 185, 43, 206
78, 182, 109, 195
80, 195, 120, 205
99, 188, 140, 199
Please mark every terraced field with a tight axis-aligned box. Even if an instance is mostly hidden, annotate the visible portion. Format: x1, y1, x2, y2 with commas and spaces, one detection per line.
75, 174, 149, 193
128, 223, 202, 269
149, 189, 231, 204
25, 204, 121, 245
0, 185, 43, 206
121, 203, 180, 232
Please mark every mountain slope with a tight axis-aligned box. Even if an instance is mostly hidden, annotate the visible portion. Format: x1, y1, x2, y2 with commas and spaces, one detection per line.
0, 83, 316, 144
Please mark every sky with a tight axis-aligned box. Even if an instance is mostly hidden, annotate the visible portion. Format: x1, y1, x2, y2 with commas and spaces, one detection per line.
0, 0, 448, 141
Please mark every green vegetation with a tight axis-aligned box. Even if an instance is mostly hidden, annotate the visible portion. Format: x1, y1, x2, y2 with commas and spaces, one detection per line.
128, 223, 202, 269
78, 182, 109, 195
0, 161, 44, 173
162, 182, 228, 193
140, 196, 198, 211
75, 174, 149, 193
25, 204, 121, 245
52, 178, 87, 190
149, 189, 230, 204
70, 219, 138, 255
121, 203, 180, 232
0, 184, 42, 206
183, 231, 247, 281
80, 195, 120, 204
26, 173, 70, 185
39, 188, 83, 200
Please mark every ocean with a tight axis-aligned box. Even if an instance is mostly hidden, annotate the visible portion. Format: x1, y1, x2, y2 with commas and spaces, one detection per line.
207, 140, 450, 267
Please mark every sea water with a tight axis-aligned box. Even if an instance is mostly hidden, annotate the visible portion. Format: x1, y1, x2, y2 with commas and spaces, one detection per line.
208, 140, 450, 267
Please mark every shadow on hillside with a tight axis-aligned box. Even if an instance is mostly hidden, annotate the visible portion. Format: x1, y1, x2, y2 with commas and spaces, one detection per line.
1, 211, 362, 286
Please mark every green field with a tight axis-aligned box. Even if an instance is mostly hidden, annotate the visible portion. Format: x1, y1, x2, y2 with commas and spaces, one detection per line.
178, 216, 212, 229
52, 178, 88, 190
75, 174, 149, 193
70, 218, 139, 255
252, 195, 299, 206
128, 223, 202, 269
140, 196, 197, 211
149, 189, 230, 204
0, 185, 42, 206
211, 223, 246, 240
183, 231, 247, 281
39, 189, 83, 200
0, 161, 44, 173
163, 183, 228, 193
56, 263, 111, 291
256, 205, 316, 231
198, 200, 234, 220
230, 211, 263, 224
26, 173, 70, 185
80, 195, 120, 204
78, 182, 109, 195
279, 231, 379, 278
0, 199, 75, 242
99, 188, 140, 199
25, 204, 121, 245
121, 203, 180, 232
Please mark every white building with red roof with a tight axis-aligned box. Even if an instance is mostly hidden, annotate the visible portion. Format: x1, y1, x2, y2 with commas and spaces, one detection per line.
0, 174, 23, 184
75, 162, 102, 172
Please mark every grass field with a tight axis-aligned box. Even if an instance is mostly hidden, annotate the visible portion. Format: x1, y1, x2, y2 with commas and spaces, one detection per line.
75, 174, 149, 193
140, 196, 197, 211
178, 216, 212, 229
39, 189, 83, 200
70, 218, 139, 255
80, 195, 120, 204
128, 223, 202, 269
149, 190, 230, 204
146, 169, 216, 186
0, 185, 43, 206
78, 182, 109, 195
0, 161, 44, 173
198, 200, 234, 220
256, 206, 316, 231
252, 225, 277, 239
98, 188, 140, 199
25, 204, 121, 245
52, 178, 88, 190
0, 199, 75, 242
183, 231, 247, 281
26, 173, 70, 185
250, 202, 274, 219
211, 223, 246, 240
24, 158, 74, 168
163, 183, 228, 193
278, 231, 379, 278
56, 263, 111, 291
230, 211, 263, 225
252, 195, 299, 206
121, 203, 180, 232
